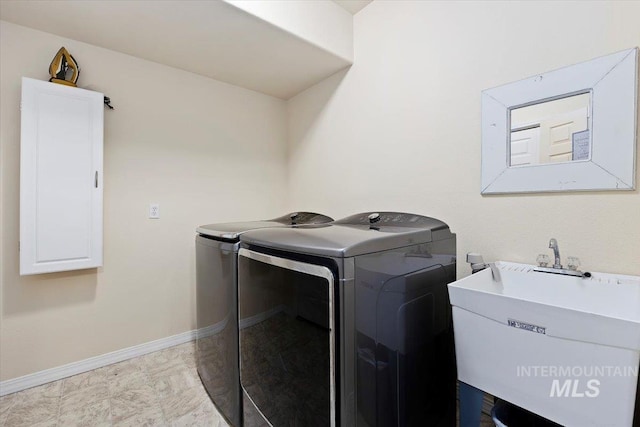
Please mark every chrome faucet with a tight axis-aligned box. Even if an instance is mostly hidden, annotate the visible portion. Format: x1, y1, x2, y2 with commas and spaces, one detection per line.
534, 238, 586, 278
549, 238, 562, 269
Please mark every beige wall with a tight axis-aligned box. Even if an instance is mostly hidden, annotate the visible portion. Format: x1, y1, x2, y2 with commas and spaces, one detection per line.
0, 21, 288, 381
286, 1, 640, 277
3, 0, 640, 383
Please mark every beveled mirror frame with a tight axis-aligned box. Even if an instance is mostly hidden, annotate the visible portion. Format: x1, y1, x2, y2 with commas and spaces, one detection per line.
481, 48, 638, 194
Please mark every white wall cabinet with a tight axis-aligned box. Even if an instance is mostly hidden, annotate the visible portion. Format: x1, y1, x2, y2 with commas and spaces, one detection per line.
20, 77, 104, 275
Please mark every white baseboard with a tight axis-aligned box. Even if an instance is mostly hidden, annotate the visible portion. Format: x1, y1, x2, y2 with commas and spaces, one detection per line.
0, 329, 196, 397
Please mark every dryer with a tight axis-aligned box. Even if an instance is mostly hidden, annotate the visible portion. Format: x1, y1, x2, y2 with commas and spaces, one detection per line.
237, 212, 457, 427
195, 212, 333, 426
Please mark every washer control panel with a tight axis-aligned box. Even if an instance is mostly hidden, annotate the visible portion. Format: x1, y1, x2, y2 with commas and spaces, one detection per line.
336, 212, 446, 229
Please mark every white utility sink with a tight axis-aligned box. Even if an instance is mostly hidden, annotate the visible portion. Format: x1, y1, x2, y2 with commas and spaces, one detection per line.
448, 261, 640, 427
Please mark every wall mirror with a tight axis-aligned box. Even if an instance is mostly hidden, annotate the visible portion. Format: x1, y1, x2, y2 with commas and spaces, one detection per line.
481, 48, 638, 194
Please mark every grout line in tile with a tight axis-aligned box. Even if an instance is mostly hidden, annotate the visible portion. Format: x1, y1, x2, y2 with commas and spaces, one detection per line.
55, 379, 63, 427
140, 354, 168, 426
105, 363, 113, 427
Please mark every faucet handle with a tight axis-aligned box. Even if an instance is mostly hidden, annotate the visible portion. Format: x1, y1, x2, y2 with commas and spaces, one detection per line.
567, 256, 581, 271
536, 254, 550, 267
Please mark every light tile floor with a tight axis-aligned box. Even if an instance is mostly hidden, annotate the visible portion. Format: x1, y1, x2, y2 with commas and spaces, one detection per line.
0, 342, 228, 427
0, 341, 494, 427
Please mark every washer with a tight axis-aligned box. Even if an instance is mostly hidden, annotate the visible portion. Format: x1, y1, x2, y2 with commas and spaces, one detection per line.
196, 212, 333, 427
237, 212, 457, 427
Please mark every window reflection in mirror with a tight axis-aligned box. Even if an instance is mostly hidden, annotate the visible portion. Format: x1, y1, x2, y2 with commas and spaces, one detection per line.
509, 92, 591, 167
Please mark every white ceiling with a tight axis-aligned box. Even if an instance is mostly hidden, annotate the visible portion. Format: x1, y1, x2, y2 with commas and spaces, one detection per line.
0, 1, 353, 99
333, 0, 373, 15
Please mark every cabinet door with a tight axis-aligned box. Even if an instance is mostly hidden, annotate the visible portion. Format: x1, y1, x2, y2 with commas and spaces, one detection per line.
20, 77, 104, 275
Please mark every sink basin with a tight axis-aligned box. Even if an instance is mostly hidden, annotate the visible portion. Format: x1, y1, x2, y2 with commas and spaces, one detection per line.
448, 261, 640, 427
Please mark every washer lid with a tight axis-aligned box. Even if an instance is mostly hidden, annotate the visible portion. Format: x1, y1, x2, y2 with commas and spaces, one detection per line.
239, 212, 453, 257
196, 212, 333, 240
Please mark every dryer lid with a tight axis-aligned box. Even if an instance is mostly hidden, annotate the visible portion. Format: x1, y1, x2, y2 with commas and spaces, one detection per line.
239, 212, 453, 257
196, 212, 333, 240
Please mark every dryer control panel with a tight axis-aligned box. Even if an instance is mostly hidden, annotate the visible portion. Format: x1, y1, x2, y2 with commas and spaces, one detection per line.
271, 212, 334, 225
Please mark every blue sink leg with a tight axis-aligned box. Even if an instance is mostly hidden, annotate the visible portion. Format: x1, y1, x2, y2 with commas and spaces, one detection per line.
459, 382, 484, 427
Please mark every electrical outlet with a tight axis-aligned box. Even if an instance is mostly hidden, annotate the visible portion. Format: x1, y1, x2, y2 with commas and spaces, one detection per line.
149, 203, 160, 219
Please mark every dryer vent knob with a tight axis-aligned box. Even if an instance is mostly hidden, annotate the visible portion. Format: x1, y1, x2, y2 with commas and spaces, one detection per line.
368, 213, 381, 223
